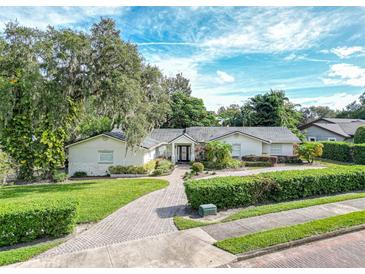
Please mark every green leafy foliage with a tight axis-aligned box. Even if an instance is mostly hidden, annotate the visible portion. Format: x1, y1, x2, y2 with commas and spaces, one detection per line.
0, 199, 78, 247
321, 141, 353, 162
184, 166, 365, 209
354, 126, 365, 144
191, 162, 204, 174
217, 104, 243, 126
204, 141, 232, 169
297, 142, 323, 163
73, 171, 87, 177
0, 19, 171, 181
163, 91, 218, 128
353, 144, 365, 164
241, 90, 303, 139
151, 159, 174, 176
242, 155, 278, 165
108, 165, 147, 174
0, 149, 13, 184
244, 161, 273, 167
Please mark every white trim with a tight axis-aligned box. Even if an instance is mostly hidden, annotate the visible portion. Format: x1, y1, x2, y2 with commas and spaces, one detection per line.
169, 133, 198, 144
327, 137, 337, 141
308, 136, 317, 142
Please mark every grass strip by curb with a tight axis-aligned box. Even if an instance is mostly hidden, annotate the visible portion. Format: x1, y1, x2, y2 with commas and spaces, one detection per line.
173, 192, 365, 230
215, 210, 365, 254
173, 216, 216, 230
0, 240, 62, 266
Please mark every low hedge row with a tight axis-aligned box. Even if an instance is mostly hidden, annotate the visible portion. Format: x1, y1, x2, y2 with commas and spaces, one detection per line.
184, 166, 365, 209
108, 165, 147, 174
242, 155, 278, 165
243, 161, 273, 167
0, 199, 78, 247
321, 142, 365, 164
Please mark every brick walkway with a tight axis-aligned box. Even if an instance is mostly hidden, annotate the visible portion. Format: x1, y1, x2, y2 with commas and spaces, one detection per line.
202, 198, 365, 241
230, 229, 365, 267
42, 165, 190, 256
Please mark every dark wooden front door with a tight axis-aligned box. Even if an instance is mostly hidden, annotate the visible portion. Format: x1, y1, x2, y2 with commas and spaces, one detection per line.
178, 145, 190, 162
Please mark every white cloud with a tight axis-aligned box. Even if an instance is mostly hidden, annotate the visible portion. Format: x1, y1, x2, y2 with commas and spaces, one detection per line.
323, 63, 365, 87
216, 70, 235, 84
330, 46, 365, 59
292, 92, 361, 110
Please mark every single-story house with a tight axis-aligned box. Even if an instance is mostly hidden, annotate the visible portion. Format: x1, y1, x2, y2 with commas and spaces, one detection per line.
299, 118, 365, 142
66, 126, 300, 176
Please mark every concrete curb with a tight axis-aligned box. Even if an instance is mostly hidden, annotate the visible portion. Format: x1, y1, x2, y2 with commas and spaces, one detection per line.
233, 224, 365, 263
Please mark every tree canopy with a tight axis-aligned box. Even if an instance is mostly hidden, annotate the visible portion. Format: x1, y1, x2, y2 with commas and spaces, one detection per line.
0, 19, 170, 180
241, 90, 302, 137
163, 91, 218, 128
217, 104, 243, 126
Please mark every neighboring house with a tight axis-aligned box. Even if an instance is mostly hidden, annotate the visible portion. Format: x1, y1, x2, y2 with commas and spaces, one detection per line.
66, 126, 300, 176
299, 118, 365, 142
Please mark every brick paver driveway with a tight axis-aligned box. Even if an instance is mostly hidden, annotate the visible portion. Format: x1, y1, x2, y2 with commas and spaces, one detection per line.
230, 229, 365, 268
42, 165, 190, 256
41, 164, 326, 257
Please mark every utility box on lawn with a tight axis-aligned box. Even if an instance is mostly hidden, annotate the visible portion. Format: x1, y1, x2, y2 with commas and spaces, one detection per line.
198, 204, 217, 217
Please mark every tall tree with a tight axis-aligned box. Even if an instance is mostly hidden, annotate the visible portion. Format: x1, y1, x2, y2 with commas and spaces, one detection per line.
241, 90, 302, 137
299, 106, 337, 124
165, 73, 192, 95
163, 91, 218, 128
336, 90, 365, 119
217, 104, 243, 126
0, 19, 170, 181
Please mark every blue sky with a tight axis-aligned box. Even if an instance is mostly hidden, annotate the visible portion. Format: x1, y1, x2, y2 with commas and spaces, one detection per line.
1, 6, 365, 110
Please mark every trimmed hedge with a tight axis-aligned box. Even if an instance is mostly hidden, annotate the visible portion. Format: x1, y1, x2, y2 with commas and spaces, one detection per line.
0, 199, 78, 247
321, 141, 353, 163
184, 166, 365, 209
244, 161, 273, 167
353, 145, 365, 165
108, 165, 147, 174
242, 155, 278, 165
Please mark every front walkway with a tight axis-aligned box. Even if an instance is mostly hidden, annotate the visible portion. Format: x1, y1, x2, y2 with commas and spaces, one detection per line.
41, 165, 190, 257
202, 198, 365, 241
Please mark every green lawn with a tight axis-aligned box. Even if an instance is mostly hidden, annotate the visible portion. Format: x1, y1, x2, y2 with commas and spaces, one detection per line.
216, 210, 365, 254
0, 240, 62, 266
0, 178, 168, 223
174, 192, 365, 230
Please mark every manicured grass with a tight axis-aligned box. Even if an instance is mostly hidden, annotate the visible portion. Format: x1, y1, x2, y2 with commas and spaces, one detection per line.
223, 192, 365, 222
0, 240, 61, 266
173, 216, 215, 230
174, 192, 365, 230
0, 178, 168, 223
216, 210, 365, 254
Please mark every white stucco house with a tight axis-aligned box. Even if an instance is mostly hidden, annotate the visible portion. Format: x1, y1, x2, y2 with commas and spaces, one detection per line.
66, 126, 300, 176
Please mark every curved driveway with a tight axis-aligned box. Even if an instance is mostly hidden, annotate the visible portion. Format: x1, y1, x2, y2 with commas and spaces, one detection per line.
42, 164, 324, 257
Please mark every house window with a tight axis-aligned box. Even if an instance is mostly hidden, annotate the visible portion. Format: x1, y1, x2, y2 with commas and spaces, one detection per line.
308, 137, 317, 142
328, 137, 336, 141
270, 144, 282, 155
98, 151, 113, 164
232, 144, 241, 157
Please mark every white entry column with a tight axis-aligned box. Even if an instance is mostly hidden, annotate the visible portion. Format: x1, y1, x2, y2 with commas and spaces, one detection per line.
171, 143, 176, 163
190, 143, 195, 162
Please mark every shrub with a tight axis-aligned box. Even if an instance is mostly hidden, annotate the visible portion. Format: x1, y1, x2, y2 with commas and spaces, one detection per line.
191, 162, 204, 174
151, 159, 174, 176
242, 155, 278, 165
297, 142, 323, 163
143, 160, 157, 174
226, 159, 243, 169
204, 141, 232, 168
53, 171, 67, 182
184, 166, 365, 209
321, 142, 353, 163
354, 126, 365, 144
0, 199, 78, 247
108, 165, 147, 174
244, 161, 273, 167
73, 171, 87, 177
353, 144, 365, 164
277, 156, 302, 164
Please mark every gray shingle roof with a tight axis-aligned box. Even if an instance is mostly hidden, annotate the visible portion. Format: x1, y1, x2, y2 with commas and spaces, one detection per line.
309, 118, 365, 137
105, 131, 162, 149
149, 128, 185, 143
185, 127, 300, 143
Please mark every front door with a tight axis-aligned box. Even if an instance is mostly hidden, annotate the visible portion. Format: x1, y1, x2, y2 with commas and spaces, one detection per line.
178, 145, 190, 162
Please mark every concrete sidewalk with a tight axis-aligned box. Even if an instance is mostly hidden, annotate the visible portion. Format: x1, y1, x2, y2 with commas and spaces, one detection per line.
14, 228, 236, 268
202, 197, 365, 241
